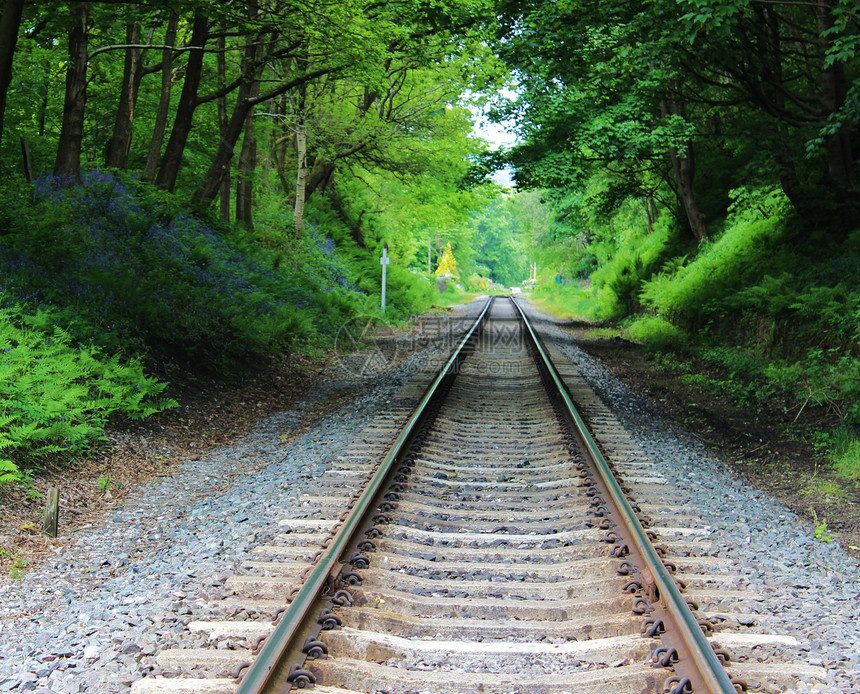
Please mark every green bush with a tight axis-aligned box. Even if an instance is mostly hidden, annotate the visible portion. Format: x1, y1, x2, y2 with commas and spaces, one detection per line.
625, 316, 689, 351
640, 215, 793, 324
589, 215, 683, 319
0, 299, 176, 483
833, 434, 860, 480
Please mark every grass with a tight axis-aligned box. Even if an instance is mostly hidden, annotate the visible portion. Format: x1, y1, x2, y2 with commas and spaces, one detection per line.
584, 327, 622, 340
529, 283, 597, 321
0, 547, 28, 578
624, 315, 689, 351
830, 428, 860, 480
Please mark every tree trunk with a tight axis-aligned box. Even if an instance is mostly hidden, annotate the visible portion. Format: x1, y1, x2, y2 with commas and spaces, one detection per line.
236, 108, 258, 230
235, 17, 261, 231
291, 71, 308, 237
669, 146, 708, 243
304, 159, 337, 200
0, 0, 25, 155
816, 5, 855, 193
105, 21, 142, 169
155, 13, 208, 192
192, 63, 334, 210
191, 1, 265, 211
271, 95, 291, 195
20, 136, 32, 182
660, 98, 707, 242
641, 197, 655, 233
38, 61, 50, 137
192, 97, 252, 208
304, 142, 368, 202
54, 2, 90, 178
142, 11, 178, 182
215, 28, 230, 222
293, 123, 307, 237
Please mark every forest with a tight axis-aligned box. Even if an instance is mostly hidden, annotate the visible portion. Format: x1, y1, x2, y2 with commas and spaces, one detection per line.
0, 0, 858, 487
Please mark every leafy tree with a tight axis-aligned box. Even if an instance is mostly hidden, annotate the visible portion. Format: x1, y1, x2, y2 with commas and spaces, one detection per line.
494, 0, 859, 239
435, 241, 458, 277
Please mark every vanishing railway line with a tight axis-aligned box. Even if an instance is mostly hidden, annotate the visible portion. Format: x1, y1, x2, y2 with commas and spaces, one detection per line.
133, 297, 828, 694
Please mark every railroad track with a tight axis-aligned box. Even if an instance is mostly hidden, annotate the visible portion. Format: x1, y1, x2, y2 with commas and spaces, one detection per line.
133, 297, 829, 694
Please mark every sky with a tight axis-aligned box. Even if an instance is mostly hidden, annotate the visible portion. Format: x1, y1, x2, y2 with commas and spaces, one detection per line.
470, 89, 519, 187
472, 117, 517, 187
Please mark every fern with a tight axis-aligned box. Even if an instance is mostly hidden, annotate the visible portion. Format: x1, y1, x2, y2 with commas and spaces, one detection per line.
0, 295, 177, 479
0, 459, 20, 485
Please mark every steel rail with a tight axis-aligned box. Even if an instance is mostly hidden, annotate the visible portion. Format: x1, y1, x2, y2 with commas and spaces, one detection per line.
511, 298, 737, 694
236, 296, 495, 694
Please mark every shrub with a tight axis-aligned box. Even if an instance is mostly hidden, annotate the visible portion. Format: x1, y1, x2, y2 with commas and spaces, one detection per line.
590, 215, 681, 319
834, 436, 860, 480
639, 215, 793, 325
0, 299, 176, 483
1, 170, 364, 369
625, 316, 689, 351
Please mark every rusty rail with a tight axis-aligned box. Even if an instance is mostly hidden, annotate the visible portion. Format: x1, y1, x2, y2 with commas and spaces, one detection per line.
235, 296, 495, 694
511, 297, 737, 694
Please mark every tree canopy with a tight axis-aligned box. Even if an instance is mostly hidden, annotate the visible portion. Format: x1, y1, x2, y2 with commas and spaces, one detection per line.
494, 0, 860, 240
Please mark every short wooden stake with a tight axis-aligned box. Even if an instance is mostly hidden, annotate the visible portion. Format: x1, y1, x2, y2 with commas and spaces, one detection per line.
42, 487, 59, 538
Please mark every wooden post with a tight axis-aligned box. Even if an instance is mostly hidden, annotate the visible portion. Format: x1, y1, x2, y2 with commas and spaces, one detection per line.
42, 487, 59, 538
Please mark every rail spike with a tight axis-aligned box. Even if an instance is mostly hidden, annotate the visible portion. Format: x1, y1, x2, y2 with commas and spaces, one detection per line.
664, 675, 694, 694
286, 664, 317, 688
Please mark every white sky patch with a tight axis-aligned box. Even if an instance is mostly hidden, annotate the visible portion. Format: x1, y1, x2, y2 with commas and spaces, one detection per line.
473, 116, 519, 149
470, 87, 520, 148
469, 88, 520, 187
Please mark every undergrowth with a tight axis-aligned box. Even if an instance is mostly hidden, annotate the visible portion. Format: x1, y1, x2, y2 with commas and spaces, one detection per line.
530, 283, 598, 321
2, 170, 365, 369
0, 170, 437, 484
0, 298, 176, 483
542, 181, 860, 478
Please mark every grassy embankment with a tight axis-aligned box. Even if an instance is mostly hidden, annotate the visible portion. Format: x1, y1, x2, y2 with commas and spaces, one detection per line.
0, 170, 451, 487
533, 189, 860, 479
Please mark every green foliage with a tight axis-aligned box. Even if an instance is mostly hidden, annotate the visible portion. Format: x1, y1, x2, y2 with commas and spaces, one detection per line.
639, 215, 792, 323
374, 266, 437, 319
2, 171, 364, 369
466, 195, 531, 287
590, 213, 682, 318
496, 0, 860, 228
531, 283, 598, 321
97, 474, 114, 493
833, 433, 860, 480
809, 508, 833, 543
0, 299, 176, 483
766, 349, 860, 425
814, 521, 833, 543
624, 316, 689, 352
1, 548, 28, 579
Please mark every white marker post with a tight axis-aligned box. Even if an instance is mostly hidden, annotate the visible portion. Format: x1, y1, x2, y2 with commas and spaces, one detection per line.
380, 243, 390, 313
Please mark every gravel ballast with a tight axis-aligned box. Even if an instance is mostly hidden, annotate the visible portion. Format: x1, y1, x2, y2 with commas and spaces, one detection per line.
522, 301, 860, 693
1, 297, 858, 693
